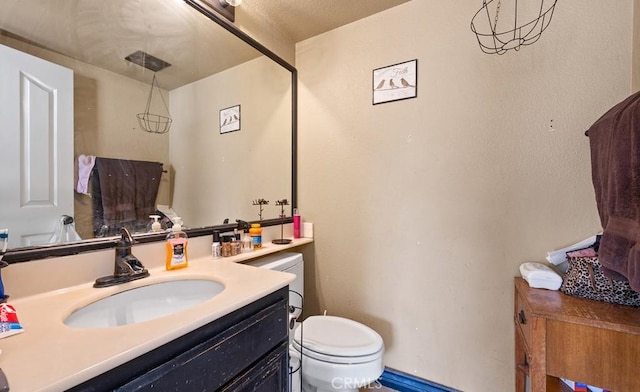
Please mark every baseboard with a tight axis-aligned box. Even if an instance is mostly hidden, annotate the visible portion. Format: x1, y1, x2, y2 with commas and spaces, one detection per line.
377, 367, 461, 392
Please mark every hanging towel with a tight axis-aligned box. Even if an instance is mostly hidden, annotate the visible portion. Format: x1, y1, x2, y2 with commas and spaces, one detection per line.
93, 158, 137, 227
92, 157, 163, 236
76, 154, 95, 195
133, 160, 163, 222
588, 90, 640, 291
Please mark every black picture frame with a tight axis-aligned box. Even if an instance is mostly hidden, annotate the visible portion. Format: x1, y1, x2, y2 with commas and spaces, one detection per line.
372, 59, 418, 105
219, 104, 241, 134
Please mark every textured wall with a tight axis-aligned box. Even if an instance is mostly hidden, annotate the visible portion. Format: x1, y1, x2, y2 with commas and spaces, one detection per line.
296, 1, 632, 390
169, 56, 292, 226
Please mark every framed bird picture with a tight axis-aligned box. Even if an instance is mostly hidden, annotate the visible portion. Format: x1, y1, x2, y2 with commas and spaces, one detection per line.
372, 59, 417, 105
219, 105, 241, 134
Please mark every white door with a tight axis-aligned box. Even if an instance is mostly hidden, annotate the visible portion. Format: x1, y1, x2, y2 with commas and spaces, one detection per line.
0, 44, 74, 248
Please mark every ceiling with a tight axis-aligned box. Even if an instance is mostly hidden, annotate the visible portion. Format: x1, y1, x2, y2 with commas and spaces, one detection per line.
237, 0, 411, 43
0, 0, 410, 89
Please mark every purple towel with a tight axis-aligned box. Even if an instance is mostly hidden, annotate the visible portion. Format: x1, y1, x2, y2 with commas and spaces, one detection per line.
588, 91, 640, 290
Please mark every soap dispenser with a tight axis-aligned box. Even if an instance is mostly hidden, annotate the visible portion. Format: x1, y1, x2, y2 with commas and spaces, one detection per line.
149, 215, 163, 233
166, 217, 188, 270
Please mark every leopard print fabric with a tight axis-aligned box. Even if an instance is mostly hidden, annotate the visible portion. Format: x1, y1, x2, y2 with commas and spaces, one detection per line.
560, 249, 640, 307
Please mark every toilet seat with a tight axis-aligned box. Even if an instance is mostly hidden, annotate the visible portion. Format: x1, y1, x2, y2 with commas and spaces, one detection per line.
293, 315, 384, 364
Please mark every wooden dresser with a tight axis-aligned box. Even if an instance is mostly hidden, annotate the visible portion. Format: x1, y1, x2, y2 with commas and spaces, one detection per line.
514, 277, 640, 392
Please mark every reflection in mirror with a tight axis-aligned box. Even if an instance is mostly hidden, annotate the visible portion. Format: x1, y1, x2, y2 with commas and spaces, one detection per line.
0, 0, 294, 255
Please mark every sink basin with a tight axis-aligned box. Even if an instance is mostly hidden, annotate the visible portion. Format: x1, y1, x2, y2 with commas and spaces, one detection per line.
64, 279, 225, 328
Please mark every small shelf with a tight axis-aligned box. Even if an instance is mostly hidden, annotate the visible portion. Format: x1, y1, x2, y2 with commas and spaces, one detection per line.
230, 238, 313, 264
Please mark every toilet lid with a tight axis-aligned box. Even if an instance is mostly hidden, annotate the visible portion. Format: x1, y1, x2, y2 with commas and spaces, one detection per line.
293, 315, 384, 362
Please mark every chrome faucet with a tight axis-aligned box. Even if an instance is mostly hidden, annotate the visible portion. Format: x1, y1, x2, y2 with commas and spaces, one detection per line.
94, 227, 149, 288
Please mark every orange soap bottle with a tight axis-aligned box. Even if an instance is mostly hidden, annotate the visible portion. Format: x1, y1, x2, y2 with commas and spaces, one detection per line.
166, 217, 188, 270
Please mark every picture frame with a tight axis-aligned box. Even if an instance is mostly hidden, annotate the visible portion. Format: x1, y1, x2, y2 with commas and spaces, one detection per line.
372, 59, 418, 105
220, 105, 241, 134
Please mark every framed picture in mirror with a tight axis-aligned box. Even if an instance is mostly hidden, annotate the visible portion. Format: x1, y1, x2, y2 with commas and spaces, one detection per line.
220, 105, 241, 134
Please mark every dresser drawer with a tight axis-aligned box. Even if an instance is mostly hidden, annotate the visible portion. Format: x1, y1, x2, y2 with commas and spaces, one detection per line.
515, 291, 531, 348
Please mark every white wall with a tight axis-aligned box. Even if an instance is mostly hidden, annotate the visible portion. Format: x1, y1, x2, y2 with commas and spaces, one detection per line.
296, 2, 632, 390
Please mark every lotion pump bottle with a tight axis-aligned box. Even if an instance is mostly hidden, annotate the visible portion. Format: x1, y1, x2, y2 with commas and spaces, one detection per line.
166, 217, 188, 270
149, 215, 162, 233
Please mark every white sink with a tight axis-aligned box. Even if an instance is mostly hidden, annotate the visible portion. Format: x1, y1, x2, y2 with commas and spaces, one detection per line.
64, 279, 225, 328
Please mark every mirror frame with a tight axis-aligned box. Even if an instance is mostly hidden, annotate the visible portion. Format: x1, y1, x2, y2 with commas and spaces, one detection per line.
3, 0, 297, 264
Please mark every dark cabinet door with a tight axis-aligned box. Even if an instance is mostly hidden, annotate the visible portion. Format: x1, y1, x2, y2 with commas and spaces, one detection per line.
220, 342, 289, 392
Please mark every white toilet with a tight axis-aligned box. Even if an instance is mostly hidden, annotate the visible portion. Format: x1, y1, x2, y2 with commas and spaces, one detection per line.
249, 252, 384, 392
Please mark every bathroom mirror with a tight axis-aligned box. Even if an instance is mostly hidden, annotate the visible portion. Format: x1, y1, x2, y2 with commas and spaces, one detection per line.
0, 0, 296, 261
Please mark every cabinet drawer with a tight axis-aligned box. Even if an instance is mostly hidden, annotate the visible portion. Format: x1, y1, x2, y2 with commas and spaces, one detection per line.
515, 292, 531, 348
220, 342, 289, 391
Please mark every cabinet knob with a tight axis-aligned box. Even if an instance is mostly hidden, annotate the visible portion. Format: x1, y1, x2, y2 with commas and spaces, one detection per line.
518, 310, 527, 325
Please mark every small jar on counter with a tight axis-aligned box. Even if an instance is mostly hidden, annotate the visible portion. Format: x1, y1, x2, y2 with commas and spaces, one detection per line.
249, 223, 262, 250
221, 236, 232, 257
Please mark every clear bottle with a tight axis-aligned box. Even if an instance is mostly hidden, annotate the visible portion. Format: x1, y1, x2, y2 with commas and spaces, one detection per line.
166, 217, 188, 270
233, 229, 241, 255
241, 229, 252, 252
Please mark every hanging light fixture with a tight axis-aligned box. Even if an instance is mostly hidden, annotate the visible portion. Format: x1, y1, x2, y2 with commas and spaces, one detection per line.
470, 0, 557, 55
125, 51, 173, 134
136, 73, 172, 134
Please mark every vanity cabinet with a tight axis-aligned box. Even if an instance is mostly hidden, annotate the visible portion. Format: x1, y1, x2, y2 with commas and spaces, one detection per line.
68, 286, 289, 392
514, 278, 640, 392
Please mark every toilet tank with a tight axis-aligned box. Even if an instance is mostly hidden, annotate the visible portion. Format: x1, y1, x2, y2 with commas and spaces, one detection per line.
248, 252, 303, 318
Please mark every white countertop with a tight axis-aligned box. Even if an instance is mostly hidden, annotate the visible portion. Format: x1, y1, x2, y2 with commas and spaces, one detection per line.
0, 251, 302, 392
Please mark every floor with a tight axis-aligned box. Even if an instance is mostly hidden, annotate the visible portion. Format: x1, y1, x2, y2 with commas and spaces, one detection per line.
360, 384, 398, 391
